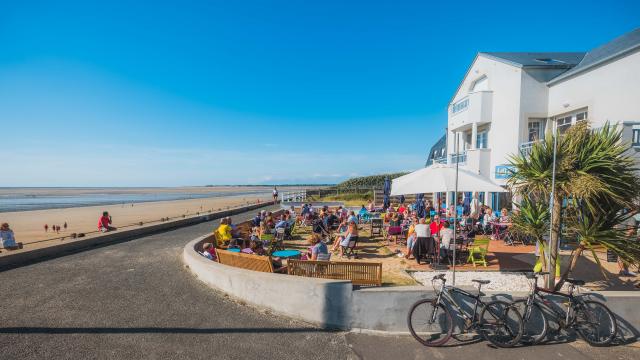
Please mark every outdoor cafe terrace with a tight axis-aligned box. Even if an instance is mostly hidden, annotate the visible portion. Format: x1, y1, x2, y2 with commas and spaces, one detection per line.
205, 204, 638, 291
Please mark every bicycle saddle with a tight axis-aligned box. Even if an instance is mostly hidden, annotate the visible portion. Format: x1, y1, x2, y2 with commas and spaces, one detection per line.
565, 278, 585, 286
472, 279, 490, 285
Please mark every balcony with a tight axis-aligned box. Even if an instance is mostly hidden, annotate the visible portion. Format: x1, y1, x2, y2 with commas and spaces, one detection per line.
450, 151, 467, 164
519, 141, 539, 157
449, 91, 493, 132
432, 156, 447, 164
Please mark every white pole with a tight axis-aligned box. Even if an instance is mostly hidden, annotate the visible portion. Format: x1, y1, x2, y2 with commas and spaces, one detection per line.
547, 119, 558, 283
452, 133, 459, 286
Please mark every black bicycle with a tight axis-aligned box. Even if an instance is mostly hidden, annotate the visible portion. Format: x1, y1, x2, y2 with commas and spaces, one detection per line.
407, 274, 524, 348
513, 272, 617, 346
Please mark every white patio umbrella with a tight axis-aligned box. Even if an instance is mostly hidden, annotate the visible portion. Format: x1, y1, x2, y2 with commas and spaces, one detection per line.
390, 163, 507, 285
390, 164, 506, 195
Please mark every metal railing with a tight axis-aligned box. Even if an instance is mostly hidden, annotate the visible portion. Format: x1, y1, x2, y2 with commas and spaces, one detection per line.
280, 190, 307, 202
432, 156, 447, 164
519, 141, 538, 157
450, 151, 467, 164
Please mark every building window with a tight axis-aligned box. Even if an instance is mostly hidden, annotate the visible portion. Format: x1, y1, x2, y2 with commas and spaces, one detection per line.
452, 98, 469, 114
557, 116, 572, 134
477, 131, 488, 149
528, 121, 541, 142
633, 129, 640, 146
575, 111, 588, 122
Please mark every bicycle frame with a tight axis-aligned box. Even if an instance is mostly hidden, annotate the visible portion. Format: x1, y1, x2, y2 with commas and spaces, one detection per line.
524, 280, 581, 329
434, 283, 484, 328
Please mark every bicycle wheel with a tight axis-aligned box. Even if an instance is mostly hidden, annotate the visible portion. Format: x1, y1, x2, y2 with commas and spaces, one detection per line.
407, 298, 453, 346
513, 299, 548, 345
478, 300, 524, 347
574, 300, 617, 346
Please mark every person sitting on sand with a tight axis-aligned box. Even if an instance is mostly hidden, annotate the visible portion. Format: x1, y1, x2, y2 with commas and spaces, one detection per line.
0, 223, 23, 250
98, 212, 117, 232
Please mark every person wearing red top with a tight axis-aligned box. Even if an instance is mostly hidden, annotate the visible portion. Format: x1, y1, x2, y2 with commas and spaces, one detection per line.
397, 205, 406, 214
98, 211, 117, 232
429, 215, 444, 237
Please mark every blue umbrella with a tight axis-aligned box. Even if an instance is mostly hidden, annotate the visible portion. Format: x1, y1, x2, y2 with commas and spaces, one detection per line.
383, 177, 391, 209
415, 193, 426, 218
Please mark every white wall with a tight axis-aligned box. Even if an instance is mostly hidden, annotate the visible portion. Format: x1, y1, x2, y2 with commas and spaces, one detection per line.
548, 49, 640, 127
448, 55, 524, 184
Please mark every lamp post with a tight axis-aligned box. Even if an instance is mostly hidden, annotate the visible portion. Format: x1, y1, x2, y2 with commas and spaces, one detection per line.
547, 119, 558, 287
452, 132, 460, 286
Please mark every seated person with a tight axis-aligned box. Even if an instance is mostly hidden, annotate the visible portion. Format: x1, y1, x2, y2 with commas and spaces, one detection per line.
481, 208, 495, 232
201, 242, 216, 260
358, 205, 368, 220
251, 213, 261, 227
404, 222, 417, 259
499, 208, 511, 223
312, 214, 329, 237
339, 220, 359, 258
215, 218, 233, 246
367, 202, 375, 212
241, 239, 266, 256
347, 211, 358, 224
98, 211, 117, 232
0, 223, 22, 250
324, 211, 339, 230
439, 221, 454, 262
307, 234, 329, 261
274, 216, 288, 229
331, 220, 349, 252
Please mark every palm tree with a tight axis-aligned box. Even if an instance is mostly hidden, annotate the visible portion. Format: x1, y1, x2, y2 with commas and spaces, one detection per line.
510, 197, 550, 272
509, 122, 640, 289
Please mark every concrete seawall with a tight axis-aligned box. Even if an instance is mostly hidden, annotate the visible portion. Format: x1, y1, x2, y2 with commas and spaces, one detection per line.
0, 202, 274, 271
184, 235, 353, 329
184, 234, 640, 341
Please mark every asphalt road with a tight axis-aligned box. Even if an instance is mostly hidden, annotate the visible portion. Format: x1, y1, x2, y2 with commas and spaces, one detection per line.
0, 206, 637, 359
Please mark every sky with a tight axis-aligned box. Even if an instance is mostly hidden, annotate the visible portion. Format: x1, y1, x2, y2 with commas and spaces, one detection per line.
0, 0, 638, 186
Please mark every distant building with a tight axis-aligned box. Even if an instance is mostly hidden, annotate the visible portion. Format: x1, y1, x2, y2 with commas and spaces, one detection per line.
425, 133, 447, 166
427, 28, 640, 209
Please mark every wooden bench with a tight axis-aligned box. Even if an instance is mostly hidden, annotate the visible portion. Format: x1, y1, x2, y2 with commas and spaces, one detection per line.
287, 260, 382, 286
216, 249, 274, 273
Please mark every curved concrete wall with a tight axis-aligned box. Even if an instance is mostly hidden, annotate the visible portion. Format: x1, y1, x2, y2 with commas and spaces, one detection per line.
183, 235, 353, 329
184, 235, 639, 340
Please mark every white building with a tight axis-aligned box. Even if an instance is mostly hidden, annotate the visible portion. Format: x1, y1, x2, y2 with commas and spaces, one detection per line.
438, 28, 640, 209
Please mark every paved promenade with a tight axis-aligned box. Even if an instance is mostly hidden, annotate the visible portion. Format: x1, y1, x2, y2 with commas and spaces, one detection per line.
0, 206, 637, 359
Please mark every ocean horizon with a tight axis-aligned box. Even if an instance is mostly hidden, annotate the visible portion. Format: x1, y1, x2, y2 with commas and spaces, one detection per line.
0, 186, 276, 213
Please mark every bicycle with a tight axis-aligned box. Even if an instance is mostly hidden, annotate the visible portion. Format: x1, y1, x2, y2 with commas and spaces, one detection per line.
513, 272, 617, 346
407, 273, 524, 348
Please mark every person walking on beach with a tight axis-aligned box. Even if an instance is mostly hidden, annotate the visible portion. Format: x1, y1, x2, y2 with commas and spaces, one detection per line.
63, 222, 67, 231
55, 225, 60, 233
272, 186, 278, 205
1, 223, 23, 250
44, 224, 48, 232
98, 211, 117, 232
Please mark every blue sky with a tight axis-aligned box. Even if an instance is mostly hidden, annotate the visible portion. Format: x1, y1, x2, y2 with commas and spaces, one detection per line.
0, 0, 638, 186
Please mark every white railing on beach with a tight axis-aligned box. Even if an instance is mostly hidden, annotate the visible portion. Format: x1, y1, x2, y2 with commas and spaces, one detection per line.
280, 190, 307, 203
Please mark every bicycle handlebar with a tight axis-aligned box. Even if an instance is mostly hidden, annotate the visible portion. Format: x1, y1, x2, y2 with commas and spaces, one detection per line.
432, 274, 446, 281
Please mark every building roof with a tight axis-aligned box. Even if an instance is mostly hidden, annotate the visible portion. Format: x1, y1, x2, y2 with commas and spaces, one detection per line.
425, 134, 447, 167
479, 52, 585, 68
548, 28, 640, 84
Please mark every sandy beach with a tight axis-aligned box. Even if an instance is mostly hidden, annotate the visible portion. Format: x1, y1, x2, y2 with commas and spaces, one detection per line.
0, 188, 281, 248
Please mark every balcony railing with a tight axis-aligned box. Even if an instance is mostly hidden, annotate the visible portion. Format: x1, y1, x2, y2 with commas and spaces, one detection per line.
432, 156, 447, 164
519, 141, 538, 157
450, 151, 467, 164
